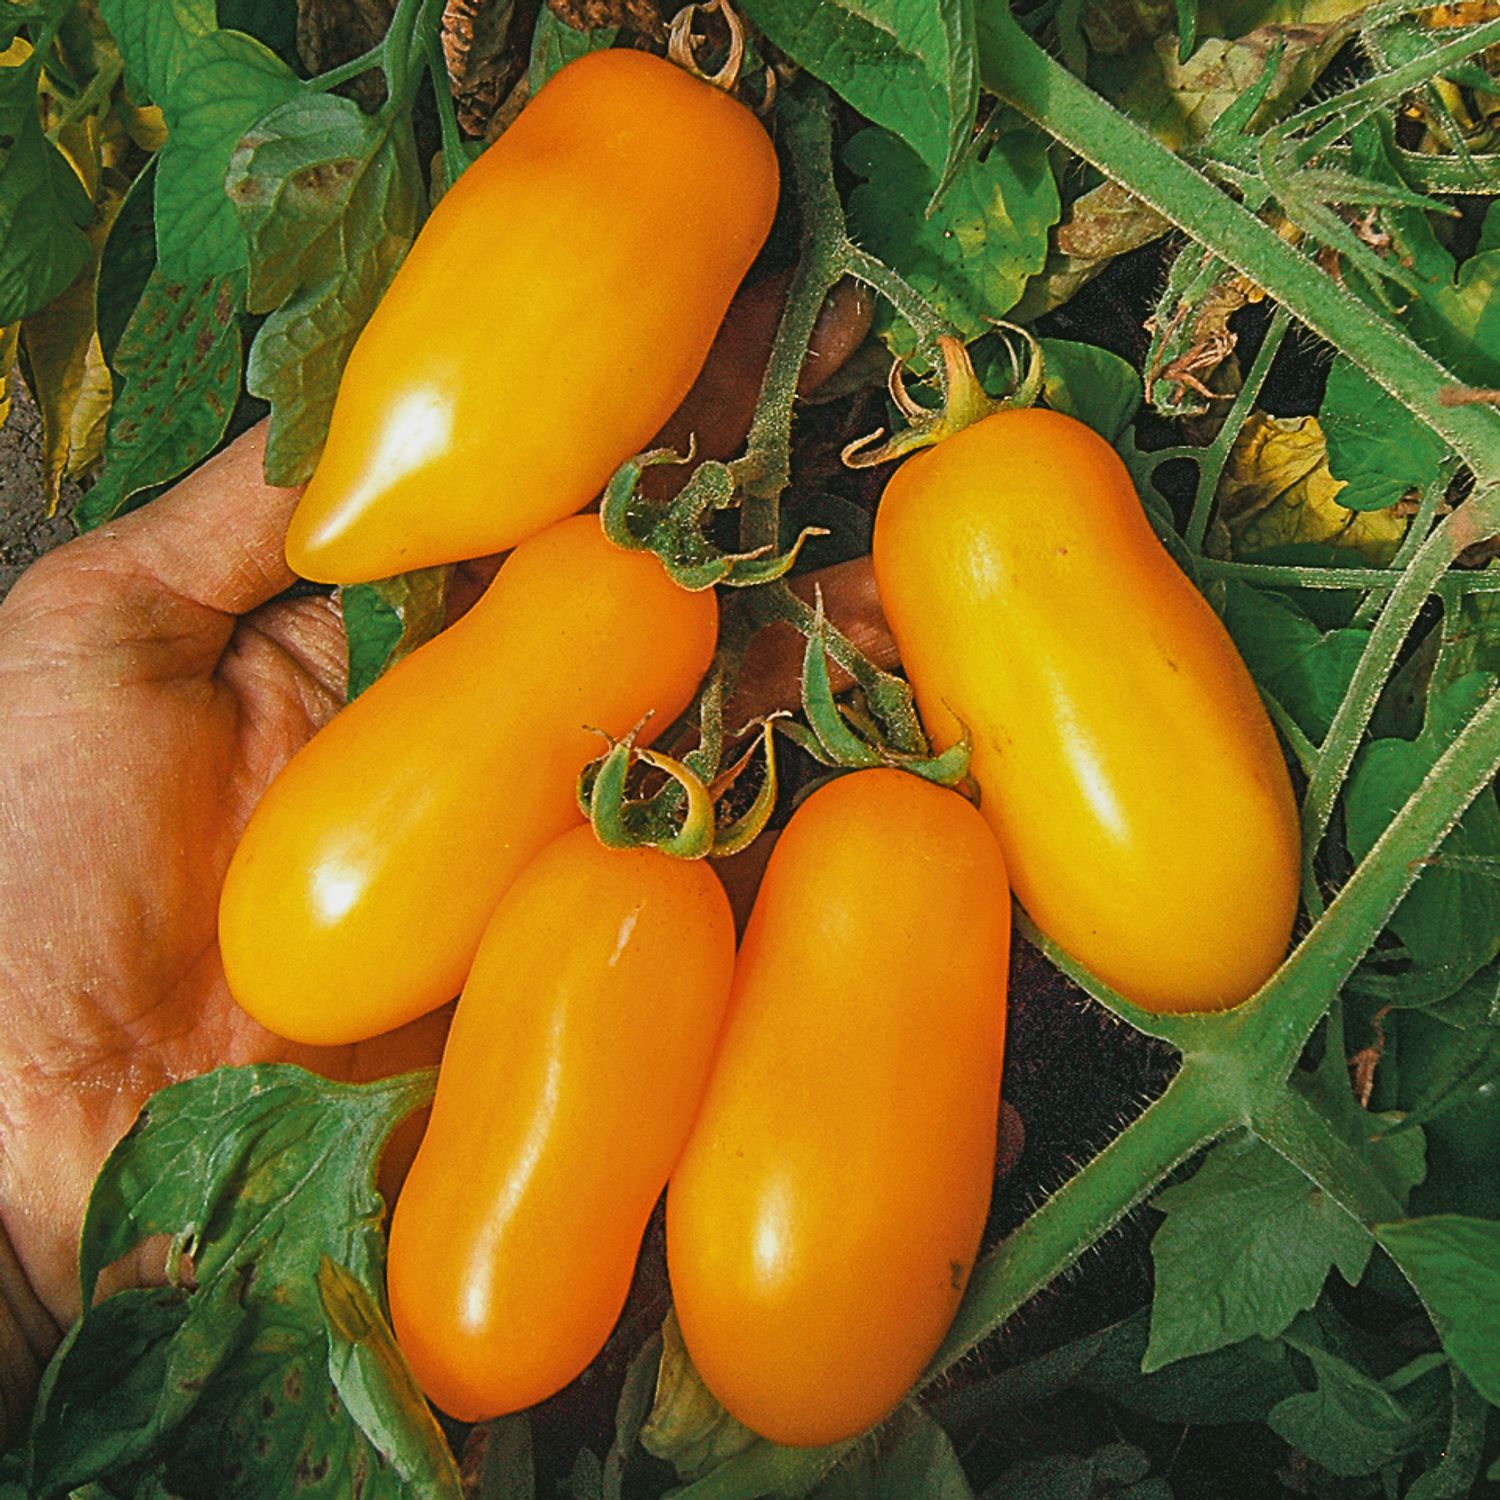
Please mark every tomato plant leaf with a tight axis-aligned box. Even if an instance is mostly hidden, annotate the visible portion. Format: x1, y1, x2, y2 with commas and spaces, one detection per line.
229, 88, 422, 484
0, 50, 92, 324
319, 1257, 464, 1492
1268, 1337, 1446, 1479
1319, 358, 1450, 514
1144, 1132, 1381, 1369
738, 0, 979, 192
1036, 337, 1141, 444
463, 1415, 536, 1500
1376, 1217, 1500, 1408
529, 11, 617, 91
845, 122, 1058, 355
27, 1286, 224, 1495
153, 29, 301, 281
96, 156, 160, 371
96, 0, 218, 105
44, 1065, 456, 1498
342, 566, 451, 700
1346, 673, 1500, 978
808, 1406, 974, 1500
75, 269, 243, 531
1219, 413, 1407, 563
1220, 584, 1367, 742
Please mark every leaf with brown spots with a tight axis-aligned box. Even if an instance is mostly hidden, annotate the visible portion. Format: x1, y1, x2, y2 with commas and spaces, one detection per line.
14, 1066, 455, 1498
74, 268, 245, 531
228, 88, 423, 484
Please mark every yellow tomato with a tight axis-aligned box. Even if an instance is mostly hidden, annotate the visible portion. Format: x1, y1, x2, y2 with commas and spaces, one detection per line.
388, 826, 736, 1422
284, 49, 780, 583
667, 769, 1010, 1446
219, 517, 717, 1044
872, 407, 1300, 1012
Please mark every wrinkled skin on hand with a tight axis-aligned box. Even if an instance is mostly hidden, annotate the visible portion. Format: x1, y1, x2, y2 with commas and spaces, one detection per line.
0, 424, 449, 1328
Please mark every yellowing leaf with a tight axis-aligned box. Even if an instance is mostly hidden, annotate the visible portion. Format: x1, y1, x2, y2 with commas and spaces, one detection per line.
1219, 413, 1408, 563
0, 321, 18, 428
17, 75, 143, 512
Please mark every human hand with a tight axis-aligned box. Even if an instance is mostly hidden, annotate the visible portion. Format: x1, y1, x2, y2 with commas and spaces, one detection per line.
0, 423, 449, 1328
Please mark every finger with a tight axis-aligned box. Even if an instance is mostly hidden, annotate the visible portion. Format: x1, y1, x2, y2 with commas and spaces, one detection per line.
84, 422, 304, 619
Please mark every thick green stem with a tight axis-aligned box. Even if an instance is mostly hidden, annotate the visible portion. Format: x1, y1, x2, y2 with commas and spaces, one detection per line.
1238, 676, 1500, 1081
935, 1065, 1231, 1367
976, 12, 1500, 485
1300, 485, 1500, 907
1202, 556, 1500, 596
735, 87, 847, 552
1350, 460, 1456, 627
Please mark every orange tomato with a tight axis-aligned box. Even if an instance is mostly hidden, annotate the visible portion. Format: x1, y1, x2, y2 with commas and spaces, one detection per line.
219, 517, 716, 1045
387, 825, 735, 1422
666, 769, 1010, 1447
872, 407, 1300, 1012
284, 49, 780, 583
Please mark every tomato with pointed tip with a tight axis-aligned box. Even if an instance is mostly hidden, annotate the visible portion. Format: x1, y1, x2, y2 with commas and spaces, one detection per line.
388, 825, 736, 1421
872, 406, 1300, 1013
219, 516, 717, 1045
666, 768, 1010, 1447
284, 48, 780, 584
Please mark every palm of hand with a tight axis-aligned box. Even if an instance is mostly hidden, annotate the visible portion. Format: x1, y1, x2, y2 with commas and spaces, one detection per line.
0, 428, 447, 1323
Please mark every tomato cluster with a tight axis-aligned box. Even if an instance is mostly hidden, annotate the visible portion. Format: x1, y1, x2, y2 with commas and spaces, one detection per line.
218, 45, 1300, 1451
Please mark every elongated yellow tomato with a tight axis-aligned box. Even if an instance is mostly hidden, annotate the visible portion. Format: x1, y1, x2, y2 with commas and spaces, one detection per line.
284, 49, 780, 584
667, 769, 1010, 1447
387, 826, 735, 1422
219, 517, 716, 1045
872, 407, 1300, 1013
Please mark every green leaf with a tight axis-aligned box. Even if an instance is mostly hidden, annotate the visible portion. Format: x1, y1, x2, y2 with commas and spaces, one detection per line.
96, 156, 159, 370
341, 567, 451, 699
154, 29, 301, 280
76, 269, 244, 532
1144, 1132, 1377, 1369
738, 0, 979, 189
319, 1257, 464, 1492
1319, 357, 1450, 513
984, 1443, 1160, 1500
1076, 1313, 1301, 1427
809, 1406, 973, 1500
97, 0, 217, 104
1346, 674, 1500, 977
1268, 1340, 1444, 1478
0, 55, 92, 323
528, 12, 617, 92
229, 87, 422, 483
463, 1416, 536, 1500
1376, 1217, 1500, 1407
845, 123, 1058, 354
28, 1287, 218, 1495
49, 1065, 452, 1498
1037, 338, 1141, 444
1219, 583, 1366, 742
1404, 1371, 1489, 1500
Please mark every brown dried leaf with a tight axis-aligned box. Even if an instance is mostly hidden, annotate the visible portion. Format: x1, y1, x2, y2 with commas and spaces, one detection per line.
1014, 179, 1170, 319
546, 0, 664, 41
297, 0, 395, 106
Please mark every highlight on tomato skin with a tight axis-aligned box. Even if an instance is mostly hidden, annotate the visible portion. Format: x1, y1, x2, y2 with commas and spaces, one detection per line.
665, 767, 1011, 1449
283, 47, 781, 585
217, 516, 718, 1047
871, 405, 1302, 1014
386, 826, 736, 1424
